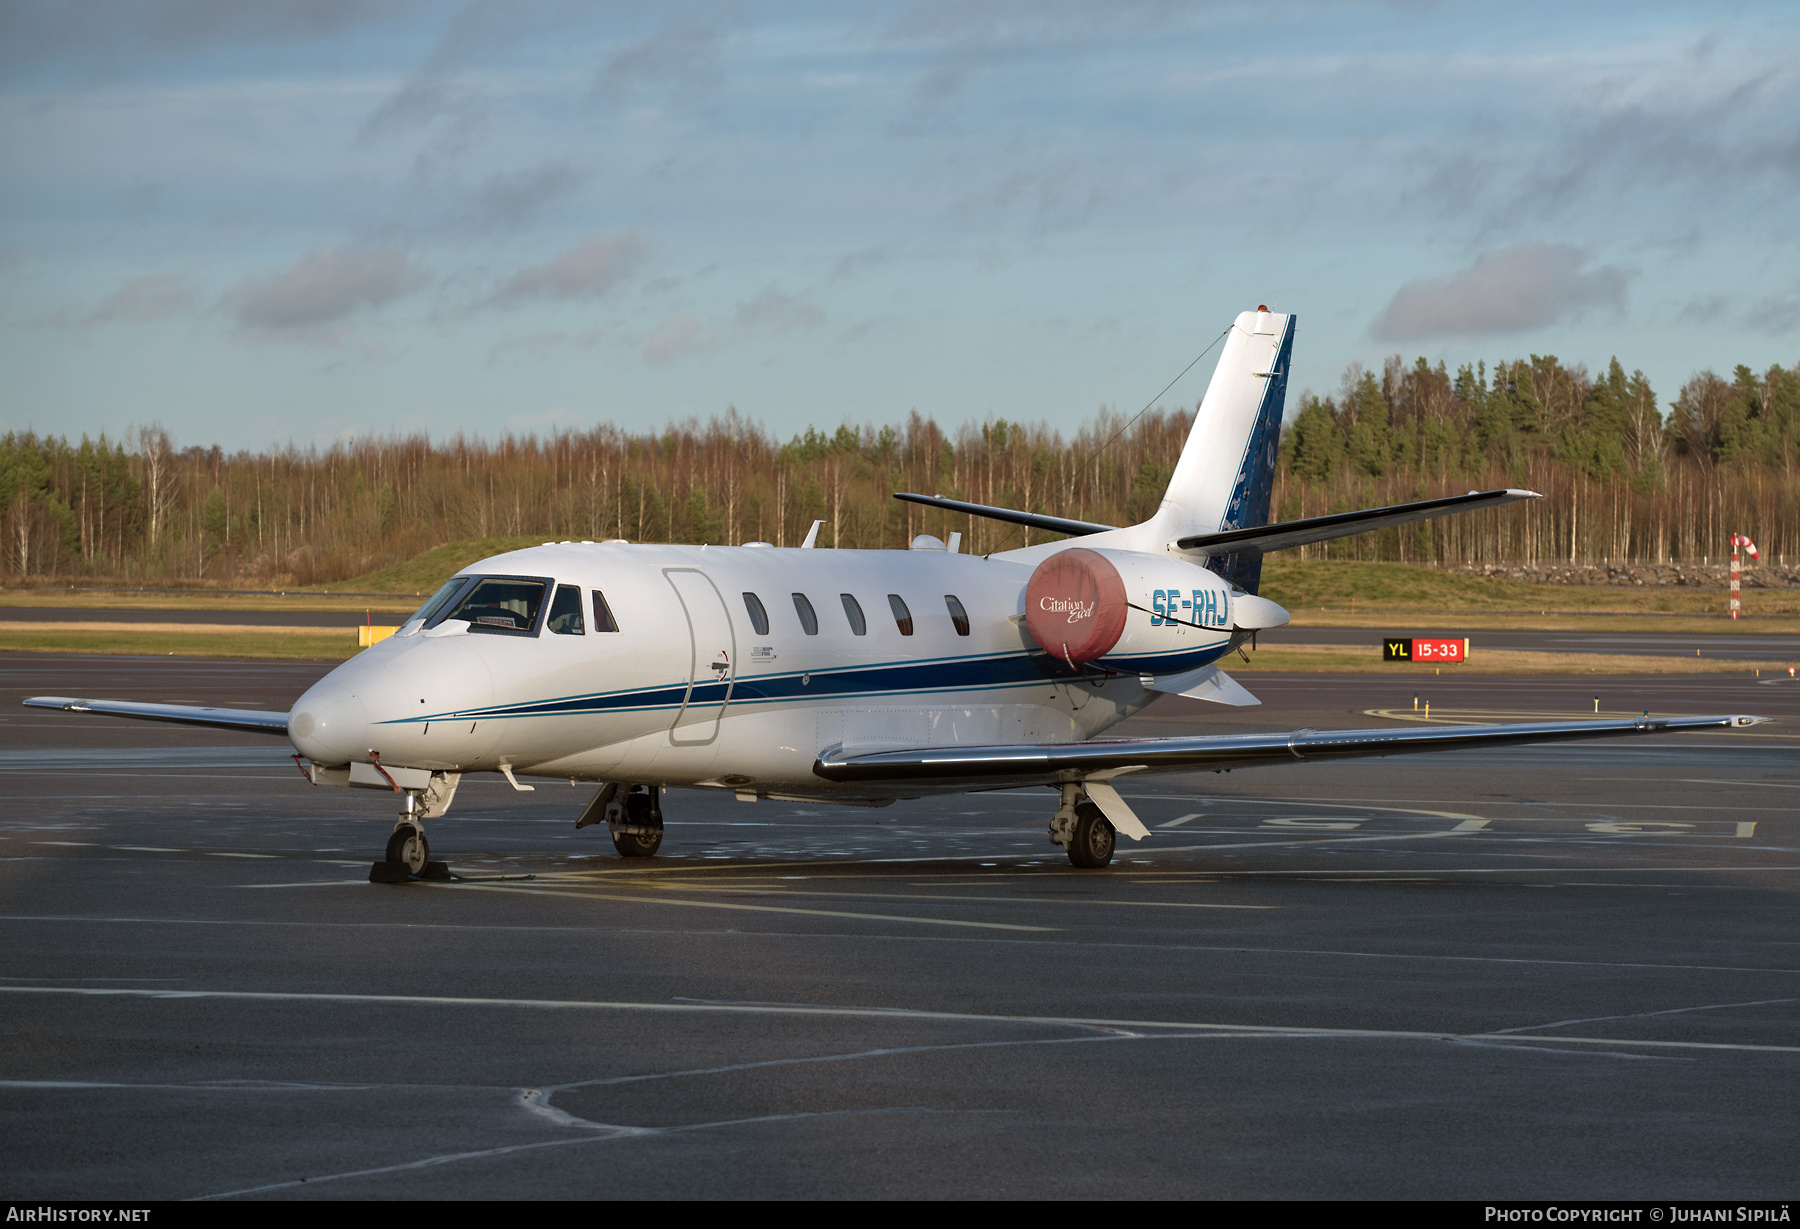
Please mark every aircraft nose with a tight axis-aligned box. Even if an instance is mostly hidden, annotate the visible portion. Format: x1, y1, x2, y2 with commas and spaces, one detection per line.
289, 682, 369, 764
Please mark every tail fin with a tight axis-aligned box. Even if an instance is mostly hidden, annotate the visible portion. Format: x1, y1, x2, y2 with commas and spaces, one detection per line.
1139, 308, 1294, 593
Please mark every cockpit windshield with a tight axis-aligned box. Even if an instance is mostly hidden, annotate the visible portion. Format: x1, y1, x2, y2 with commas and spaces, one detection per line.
437, 576, 550, 635
408, 578, 472, 627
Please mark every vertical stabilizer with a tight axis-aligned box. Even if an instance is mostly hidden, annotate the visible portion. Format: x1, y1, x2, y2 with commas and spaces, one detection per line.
1140, 308, 1294, 593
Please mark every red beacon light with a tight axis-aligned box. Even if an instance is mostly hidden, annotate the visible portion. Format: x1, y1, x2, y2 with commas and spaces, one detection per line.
1256, 304, 1269, 311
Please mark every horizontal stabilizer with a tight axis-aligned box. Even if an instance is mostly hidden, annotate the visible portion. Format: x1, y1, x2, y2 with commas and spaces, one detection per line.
1143, 664, 1260, 706
24, 696, 292, 737
1177, 488, 1538, 555
894, 492, 1114, 539
814, 714, 1764, 785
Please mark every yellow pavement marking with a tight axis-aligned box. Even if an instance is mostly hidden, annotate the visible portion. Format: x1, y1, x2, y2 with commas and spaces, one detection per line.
3, 985, 1794, 1055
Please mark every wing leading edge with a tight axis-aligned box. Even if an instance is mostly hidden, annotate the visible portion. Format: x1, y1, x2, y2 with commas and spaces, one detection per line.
24, 696, 292, 737
814, 714, 1765, 785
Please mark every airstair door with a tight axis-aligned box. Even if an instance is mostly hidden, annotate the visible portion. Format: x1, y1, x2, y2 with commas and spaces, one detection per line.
665, 568, 735, 744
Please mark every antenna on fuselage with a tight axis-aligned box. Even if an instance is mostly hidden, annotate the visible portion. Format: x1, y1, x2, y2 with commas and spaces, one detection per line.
800, 520, 824, 548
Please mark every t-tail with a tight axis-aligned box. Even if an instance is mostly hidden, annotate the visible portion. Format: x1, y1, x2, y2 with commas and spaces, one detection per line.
1129, 306, 1293, 593
893, 306, 1539, 581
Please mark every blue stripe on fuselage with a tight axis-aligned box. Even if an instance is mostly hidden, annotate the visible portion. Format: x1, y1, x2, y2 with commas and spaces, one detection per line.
378, 640, 1230, 726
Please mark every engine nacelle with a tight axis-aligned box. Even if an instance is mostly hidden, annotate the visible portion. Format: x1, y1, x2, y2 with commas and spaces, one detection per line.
1023, 546, 1288, 669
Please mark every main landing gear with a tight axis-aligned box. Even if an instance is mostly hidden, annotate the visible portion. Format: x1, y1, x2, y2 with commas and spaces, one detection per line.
575, 783, 665, 858
1049, 783, 1115, 869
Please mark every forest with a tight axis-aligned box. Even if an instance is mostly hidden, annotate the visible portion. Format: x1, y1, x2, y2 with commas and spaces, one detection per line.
3, 350, 1796, 588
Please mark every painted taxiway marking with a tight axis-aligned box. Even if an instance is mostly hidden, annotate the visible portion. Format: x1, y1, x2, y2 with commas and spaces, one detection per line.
1157, 813, 1204, 828
624, 885, 1274, 911
434, 882, 1058, 932
1677, 778, 1800, 790
2, 984, 1794, 1056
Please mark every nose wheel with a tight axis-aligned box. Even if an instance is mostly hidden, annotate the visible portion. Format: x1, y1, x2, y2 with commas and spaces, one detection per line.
385, 824, 430, 875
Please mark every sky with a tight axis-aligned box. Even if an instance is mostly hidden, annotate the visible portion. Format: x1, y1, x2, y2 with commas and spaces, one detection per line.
2, 0, 1797, 453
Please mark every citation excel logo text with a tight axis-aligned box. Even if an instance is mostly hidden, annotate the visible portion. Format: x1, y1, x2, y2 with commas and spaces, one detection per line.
1037, 596, 1096, 624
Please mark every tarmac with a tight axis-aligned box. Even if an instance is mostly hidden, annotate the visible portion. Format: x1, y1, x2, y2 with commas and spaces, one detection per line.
1, 652, 1796, 1199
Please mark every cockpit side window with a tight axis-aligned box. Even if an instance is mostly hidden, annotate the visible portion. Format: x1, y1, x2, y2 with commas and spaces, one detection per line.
841, 594, 867, 636
591, 590, 620, 633
547, 584, 585, 635
792, 593, 819, 635
413, 577, 473, 628
442, 576, 550, 635
945, 594, 971, 636
887, 594, 913, 635
743, 592, 770, 635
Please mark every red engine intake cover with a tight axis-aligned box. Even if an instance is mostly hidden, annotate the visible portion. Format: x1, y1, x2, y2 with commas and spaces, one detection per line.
1024, 548, 1129, 665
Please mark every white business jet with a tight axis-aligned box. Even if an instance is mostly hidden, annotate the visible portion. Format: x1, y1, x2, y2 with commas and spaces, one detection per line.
27, 309, 1762, 874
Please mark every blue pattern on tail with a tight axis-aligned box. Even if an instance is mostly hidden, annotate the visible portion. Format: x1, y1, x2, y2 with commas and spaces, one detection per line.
1204, 317, 1294, 595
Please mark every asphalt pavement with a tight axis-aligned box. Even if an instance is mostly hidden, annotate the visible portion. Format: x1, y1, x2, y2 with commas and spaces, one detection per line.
1, 653, 1797, 1199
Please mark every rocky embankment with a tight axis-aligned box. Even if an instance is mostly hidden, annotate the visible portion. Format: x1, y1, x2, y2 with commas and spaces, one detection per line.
1443, 562, 1800, 589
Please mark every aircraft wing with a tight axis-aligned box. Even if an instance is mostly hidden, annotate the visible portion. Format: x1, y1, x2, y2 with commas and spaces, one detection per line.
813, 713, 1764, 785
23, 696, 293, 737
1177, 489, 1538, 555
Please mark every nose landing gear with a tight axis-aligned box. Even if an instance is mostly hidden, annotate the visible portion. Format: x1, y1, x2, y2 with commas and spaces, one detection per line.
370, 791, 451, 883
385, 823, 429, 875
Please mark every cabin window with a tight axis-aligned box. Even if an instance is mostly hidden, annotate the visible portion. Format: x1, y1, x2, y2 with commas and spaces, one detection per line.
413, 577, 473, 628
547, 584, 585, 635
743, 592, 770, 635
792, 592, 819, 635
591, 590, 620, 633
443, 576, 549, 635
840, 594, 867, 636
887, 594, 913, 636
945, 595, 971, 636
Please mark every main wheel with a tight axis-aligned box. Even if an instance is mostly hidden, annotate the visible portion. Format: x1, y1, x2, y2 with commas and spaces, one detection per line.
1066, 801, 1115, 869
612, 826, 662, 858
386, 825, 430, 875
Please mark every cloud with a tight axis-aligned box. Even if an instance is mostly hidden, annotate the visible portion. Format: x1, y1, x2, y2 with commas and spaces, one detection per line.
1370, 243, 1629, 341
223, 246, 427, 335
734, 286, 824, 336
640, 314, 718, 365
80, 273, 196, 325
592, 22, 724, 101
464, 161, 586, 229
487, 232, 648, 305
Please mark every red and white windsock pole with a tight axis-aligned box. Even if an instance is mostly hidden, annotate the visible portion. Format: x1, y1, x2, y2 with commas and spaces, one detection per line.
1729, 534, 1760, 620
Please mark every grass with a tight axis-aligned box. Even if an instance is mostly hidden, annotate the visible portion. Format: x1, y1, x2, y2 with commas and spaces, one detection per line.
1257, 558, 1800, 631
325, 536, 548, 595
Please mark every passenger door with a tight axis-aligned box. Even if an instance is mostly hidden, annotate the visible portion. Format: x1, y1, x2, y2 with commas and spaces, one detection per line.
664, 568, 735, 744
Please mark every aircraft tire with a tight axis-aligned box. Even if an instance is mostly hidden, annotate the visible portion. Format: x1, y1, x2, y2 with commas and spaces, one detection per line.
612, 827, 663, 858
386, 825, 430, 875
1066, 801, 1115, 869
